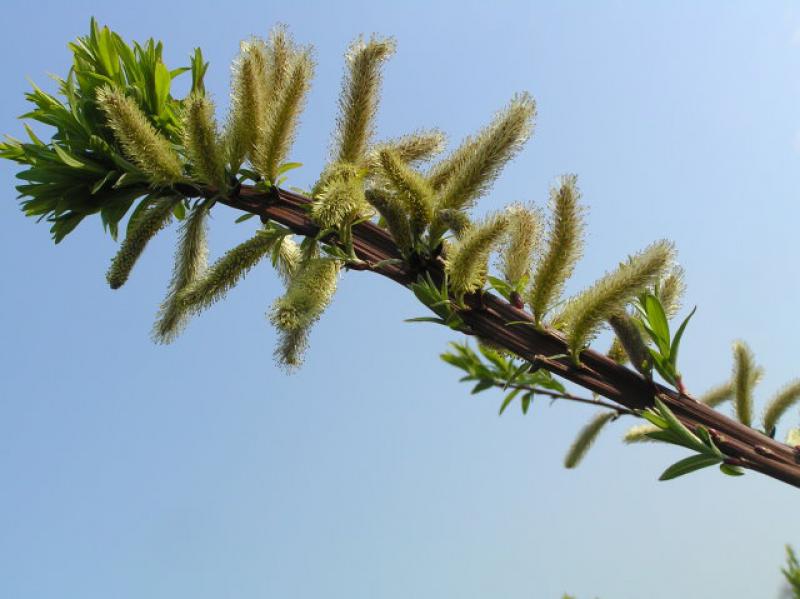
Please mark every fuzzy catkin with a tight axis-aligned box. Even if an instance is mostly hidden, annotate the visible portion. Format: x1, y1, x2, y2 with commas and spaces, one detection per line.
437, 209, 472, 240
377, 148, 434, 238
179, 228, 283, 314
225, 38, 269, 169
253, 49, 314, 182
183, 94, 226, 189
270, 257, 341, 333
365, 189, 413, 252
732, 340, 757, 427
763, 380, 800, 434
444, 213, 509, 299
310, 163, 371, 229
335, 36, 396, 164
608, 313, 652, 375
562, 240, 674, 356
623, 423, 660, 444
564, 412, 615, 467
657, 266, 686, 318
363, 130, 445, 172
152, 204, 210, 343
528, 175, 584, 324
274, 236, 301, 286
106, 198, 178, 289
96, 86, 183, 185
698, 381, 734, 409
499, 203, 541, 286
431, 93, 535, 214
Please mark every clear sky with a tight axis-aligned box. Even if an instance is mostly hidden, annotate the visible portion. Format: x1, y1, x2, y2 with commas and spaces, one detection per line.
2, 1, 800, 598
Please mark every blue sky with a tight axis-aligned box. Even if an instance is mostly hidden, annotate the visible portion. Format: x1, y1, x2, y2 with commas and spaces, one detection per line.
2, 1, 800, 598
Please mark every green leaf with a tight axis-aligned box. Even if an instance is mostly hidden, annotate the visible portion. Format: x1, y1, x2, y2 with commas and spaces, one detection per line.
499, 388, 521, 415
659, 454, 720, 481
654, 397, 704, 452
719, 464, 745, 477
172, 201, 186, 220
235, 213, 256, 224
669, 306, 696, 370
471, 379, 494, 394
53, 144, 87, 168
276, 161, 303, 176
405, 316, 446, 325
521, 392, 532, 414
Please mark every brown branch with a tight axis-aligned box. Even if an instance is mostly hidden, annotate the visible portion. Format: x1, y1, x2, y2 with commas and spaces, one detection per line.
212, 184, 800, 488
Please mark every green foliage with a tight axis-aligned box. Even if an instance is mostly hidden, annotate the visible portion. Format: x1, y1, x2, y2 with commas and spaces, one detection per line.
407, 273, 465, 331
640, 398, 744, 480
783, 546, 800, 598
632, 292, 696, 391
0, 18, 203, 241
440, 341, 566, 415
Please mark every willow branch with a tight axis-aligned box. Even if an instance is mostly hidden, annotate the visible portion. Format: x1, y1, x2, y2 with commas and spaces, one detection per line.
205, 183, 800, 488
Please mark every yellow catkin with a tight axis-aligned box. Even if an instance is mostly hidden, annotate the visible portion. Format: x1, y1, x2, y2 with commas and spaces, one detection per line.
623, 423, 660, 444
430, 93, 535, 213
444, 213, 509, 299
437, 209, 473, 240
732, 340, 757, 427
253, 49, 314, 182
608, 313, 652, 375
561, 240, 675, 356
763, 380, 800, 434
270, 258, 341, 332
528, 175, 584, 324
363, 129, 446, 172
106, 197, 179, 289
335, 36, 396, 164
310, 163, 371, 229
698, 381, 734, 408
179, 228, 286, 315
152, 204, 210, 343
274, 236, 301, 286
270, 258, 341, 368
225, 38, 269, 169
499, 203, 541, 286
364, 188, 413, 252
183, 94, 226, 189
657, 266, 686, 318
96, 86, 183, 185
377, 148, 434, 238
564, 412, 615, 467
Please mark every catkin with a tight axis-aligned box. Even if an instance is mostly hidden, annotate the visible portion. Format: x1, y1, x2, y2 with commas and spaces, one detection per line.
528, 175, 584, 324
106, 197, 178, 289
564, 412, 615, 468
96, 86, 183, 185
